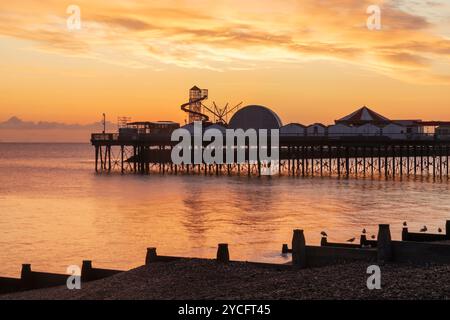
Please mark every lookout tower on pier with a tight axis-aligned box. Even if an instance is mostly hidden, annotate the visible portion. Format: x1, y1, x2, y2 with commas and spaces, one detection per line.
188, 86, 208, 123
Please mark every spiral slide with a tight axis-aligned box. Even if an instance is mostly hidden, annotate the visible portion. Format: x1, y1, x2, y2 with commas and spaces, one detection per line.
180, 95, 210, 122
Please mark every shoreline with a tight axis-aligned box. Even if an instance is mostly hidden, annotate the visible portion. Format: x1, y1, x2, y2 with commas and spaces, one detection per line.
2, 258, 449, 300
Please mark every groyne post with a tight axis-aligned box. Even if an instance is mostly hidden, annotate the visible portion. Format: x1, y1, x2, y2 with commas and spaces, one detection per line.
402, 226, 409, 241
446, 220, 450, 240
360, 234, 367, 246
146, 247, 158, 265
20, 264, 33, 289
282, 244, 289, 254
292, 229, 307, 268
377, 224, 392, 264
217, 243, 230, 263
81, 260, 93, 282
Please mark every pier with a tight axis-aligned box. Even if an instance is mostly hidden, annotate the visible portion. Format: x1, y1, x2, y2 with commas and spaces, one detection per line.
91, 87, 450, 179
91, 134, 450, 179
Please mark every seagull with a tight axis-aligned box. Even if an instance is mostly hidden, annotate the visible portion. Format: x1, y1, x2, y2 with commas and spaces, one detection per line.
438, 228, 443, 233
320, 231, 328, 237
362, 228, 367, 234
403, 221, 408, 227
420, 226, 428, 233
347, 237, 356, 243
371, 235, 376, 240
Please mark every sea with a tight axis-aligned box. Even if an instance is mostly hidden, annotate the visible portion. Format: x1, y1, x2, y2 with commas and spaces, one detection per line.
0, 143, 449, 277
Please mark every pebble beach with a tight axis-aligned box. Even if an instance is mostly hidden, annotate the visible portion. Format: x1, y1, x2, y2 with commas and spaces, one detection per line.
2, 259, 450, 300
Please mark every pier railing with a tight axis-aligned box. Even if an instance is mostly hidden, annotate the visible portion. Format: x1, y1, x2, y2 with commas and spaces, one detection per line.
91, 133, 119, 142
91, 132, 446, 143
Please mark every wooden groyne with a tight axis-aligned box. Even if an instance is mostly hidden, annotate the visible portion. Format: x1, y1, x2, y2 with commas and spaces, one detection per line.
283, 220, 450, 267
2, 220, 450, 296
0, 261, 123, 295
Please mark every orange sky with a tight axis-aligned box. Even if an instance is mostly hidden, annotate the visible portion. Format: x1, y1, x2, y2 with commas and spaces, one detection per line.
0, 0, 449, 128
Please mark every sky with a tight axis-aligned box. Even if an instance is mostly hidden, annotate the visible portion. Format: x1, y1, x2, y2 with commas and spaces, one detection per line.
0, 0, 449, 140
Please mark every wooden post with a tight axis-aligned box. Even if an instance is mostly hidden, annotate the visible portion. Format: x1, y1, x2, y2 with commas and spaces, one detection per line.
378, 146, 382, 176
328, 145, 332, 176
384, 145, 389, 179
95, 146, 99, 173
402, 226, 408, 241
413, 145, 417, 176
217, 243, 230, 263
302, 146, 305, 176
288, 146, 291, 173
292, 229, 306, 268
108, 145, 112, 172
337, 146, 341, 176
282, 244, 289, 254
257, 135, 261, 177
433, 145, 436, 178
146, 247, 158, 265
121, 145, 124, 174
447, 145, 449, 178
377, 224, 392, 264
362, 146, 366, 176
345, 147, 350, 177
420, 145, 424, 175
20, 264, 33, 289
99, 146, 104, 171
133, 146, 137, 173
406, 145, 410, 176
446, 220, 450, 240
360, 234, 367, 247
392, 145, 396, 178
320, 146, 323, 176
81, 260, 93, 282
371, 147, 374, 176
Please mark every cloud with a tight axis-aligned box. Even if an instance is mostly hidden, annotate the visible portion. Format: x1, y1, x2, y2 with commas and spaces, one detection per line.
0, 116, 114, 131
98, 16, 155, 31
0, 0, 448, 83
377, 52, 430, 68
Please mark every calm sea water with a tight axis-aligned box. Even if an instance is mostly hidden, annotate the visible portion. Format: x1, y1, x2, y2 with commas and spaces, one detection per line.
0, 143, 449, 277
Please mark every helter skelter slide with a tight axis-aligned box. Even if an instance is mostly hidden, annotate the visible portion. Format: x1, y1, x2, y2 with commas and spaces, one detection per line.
181, 86, 242, 125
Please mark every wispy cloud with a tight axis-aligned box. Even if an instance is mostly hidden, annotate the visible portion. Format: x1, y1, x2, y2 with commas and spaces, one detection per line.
0, 116, 113, 130
0, 0, 449, 83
